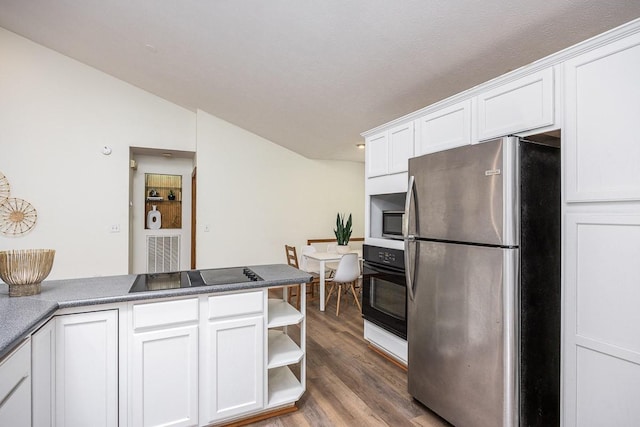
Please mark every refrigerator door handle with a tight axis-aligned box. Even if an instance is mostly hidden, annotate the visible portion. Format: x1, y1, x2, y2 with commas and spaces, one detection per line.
405, 175, 417, 301
403, 175, 415, 239
405, 237, 416, 301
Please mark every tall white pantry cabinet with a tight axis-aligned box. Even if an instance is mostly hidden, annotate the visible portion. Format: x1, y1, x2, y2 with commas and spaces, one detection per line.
562, 30, 640, 427
363, 19, 640, 427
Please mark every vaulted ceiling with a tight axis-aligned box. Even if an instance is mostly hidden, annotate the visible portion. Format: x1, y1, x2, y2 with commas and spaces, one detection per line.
1, 1, 639, 161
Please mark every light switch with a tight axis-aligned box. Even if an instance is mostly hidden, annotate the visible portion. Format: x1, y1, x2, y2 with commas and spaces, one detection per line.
110, 224, 120, 233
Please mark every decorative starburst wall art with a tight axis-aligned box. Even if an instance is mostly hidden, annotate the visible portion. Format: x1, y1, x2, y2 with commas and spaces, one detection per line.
0, 171, 39, 236
0, 172, 9, 202
0, 198, 38, 236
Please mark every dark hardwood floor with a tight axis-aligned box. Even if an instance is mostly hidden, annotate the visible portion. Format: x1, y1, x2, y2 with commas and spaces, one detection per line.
252, 291, 450, 426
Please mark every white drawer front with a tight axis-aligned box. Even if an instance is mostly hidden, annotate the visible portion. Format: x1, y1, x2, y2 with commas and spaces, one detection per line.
133, 298, 199, 330
208, 291, 264, 319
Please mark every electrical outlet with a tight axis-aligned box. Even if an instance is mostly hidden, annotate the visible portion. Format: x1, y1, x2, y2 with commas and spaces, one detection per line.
110, 224, 120, 233
204, 224, 210, 232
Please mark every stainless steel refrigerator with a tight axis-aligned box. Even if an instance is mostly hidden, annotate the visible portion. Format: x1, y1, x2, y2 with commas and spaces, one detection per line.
404, 137, 560, 427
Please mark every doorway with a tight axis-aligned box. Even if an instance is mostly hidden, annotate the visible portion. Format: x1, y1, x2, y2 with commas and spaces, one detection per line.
129, 148, 196, 274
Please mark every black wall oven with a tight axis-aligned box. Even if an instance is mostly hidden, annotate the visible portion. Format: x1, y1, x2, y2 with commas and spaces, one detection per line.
362, 244, 407, 340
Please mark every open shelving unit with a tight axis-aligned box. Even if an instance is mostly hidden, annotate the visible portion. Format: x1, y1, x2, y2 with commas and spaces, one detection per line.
267, 366, 304, 407
267, 330, 303, 369
265, 285, 305, 409
144, 173, 182, 229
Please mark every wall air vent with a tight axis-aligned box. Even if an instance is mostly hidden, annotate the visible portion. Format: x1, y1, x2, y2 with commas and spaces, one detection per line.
147, 235, 180, 273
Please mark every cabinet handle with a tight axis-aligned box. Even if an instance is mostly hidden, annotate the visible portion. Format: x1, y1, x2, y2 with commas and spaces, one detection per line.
0, 374, 28, 409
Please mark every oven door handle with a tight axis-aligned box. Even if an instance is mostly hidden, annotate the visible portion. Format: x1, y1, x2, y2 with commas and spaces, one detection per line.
363, 263, 405, 278
404, 175, 417, 302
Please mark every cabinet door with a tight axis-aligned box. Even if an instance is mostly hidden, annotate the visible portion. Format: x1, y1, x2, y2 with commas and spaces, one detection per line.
476, 68, 554, 140
388, 122, 414, 174
0, 340, 31, 427
564, 214, 640, 427
366, 132, 389, 177
203, 315, 264, 423
131, 325, 198, 427
415, 100, 471, 156
0, 375, 31, 427
32, 320, 55, 427
56, 311, 118, 427
564, 32, 640, 202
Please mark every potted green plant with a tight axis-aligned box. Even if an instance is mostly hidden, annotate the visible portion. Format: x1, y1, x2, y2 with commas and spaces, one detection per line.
334, 213, 353, 254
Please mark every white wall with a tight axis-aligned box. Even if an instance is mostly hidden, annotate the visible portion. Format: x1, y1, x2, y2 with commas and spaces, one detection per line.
0, 28, 196, 279
0, 27, 365, 279
196, 110, 364, 268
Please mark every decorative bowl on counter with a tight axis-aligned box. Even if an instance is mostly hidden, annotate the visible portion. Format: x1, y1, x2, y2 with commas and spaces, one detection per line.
0, 249, 55, 297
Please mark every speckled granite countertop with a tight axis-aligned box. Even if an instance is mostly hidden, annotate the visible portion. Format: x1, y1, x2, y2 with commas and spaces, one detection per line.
0, 264, 311, 359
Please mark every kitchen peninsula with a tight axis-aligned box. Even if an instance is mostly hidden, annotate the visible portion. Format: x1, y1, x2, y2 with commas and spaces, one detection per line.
0, 264, 311, 427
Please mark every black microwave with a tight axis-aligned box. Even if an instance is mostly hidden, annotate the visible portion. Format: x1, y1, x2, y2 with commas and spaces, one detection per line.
382, 210, 404, 239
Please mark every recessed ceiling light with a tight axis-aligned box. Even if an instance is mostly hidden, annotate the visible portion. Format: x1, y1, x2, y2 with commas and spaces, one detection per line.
144, 44, 158, 53
356, 143, 365, 149
162, 152, 173, 158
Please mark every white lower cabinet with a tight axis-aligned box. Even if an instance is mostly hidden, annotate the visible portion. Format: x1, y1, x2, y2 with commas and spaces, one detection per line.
202, 291, 265, 423
131, 325, 199, 427
32, 319, 55, 427
130, 298, 199, 427
25, 287, 306, 427
0, 339, 31, 427
55, 310, 119, 427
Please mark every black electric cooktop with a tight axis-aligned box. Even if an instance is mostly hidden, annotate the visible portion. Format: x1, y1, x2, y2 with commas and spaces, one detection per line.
129, 267, 263, 293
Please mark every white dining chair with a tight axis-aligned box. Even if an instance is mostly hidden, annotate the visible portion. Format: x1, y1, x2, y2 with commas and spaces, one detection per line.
325, 253, 361, 316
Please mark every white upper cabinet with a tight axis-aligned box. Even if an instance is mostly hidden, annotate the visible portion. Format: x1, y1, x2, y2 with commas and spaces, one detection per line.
366, 122, 414, 177
414, 100, 471, 156
388, 122, 414, 174
366, 132, 389, 177
476, 68, 554, 140
564, 31, 640, 202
